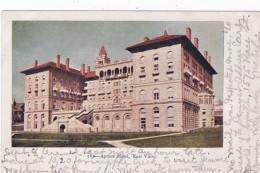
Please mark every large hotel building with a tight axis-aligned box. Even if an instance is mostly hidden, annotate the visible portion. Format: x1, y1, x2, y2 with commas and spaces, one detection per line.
21, 28, 217, 133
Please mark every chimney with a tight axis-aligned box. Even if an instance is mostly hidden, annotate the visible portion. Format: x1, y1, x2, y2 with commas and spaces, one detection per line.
186, 27, 191, 40
81, 64, 85, 75
66, 58, 70, 71
208, 56, 212, 64
204, 51, 208, 60
194, 38, 199, 49
87, 65, 90, 73
56, 54, 60, 68
34, 60, 38, 67
143, 37, 150, 42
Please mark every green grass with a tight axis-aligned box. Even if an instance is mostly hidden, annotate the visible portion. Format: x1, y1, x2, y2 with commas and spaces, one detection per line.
124, 127, 223, 148
12, 140, 113, 147
12, 132, 174, 147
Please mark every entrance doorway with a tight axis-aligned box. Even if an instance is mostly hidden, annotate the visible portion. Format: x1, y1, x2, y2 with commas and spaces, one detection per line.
60, 124, 66, 133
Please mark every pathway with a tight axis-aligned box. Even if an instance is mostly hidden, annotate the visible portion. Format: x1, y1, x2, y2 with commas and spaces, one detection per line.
100, 132, 187, 148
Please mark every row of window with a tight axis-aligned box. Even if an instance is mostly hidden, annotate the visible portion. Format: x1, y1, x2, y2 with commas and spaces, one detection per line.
139, 88, 174, 101
199, 96, 214, 105
140, 106, 175, 128
140, 62, 174, 74
27, 114, 45, 129
95, 114, 131, 121
28, 101, 45, 110
53, 91, 82, 100
28, 83, 46, 92
28, 90, 46, 98
53, 101, 81, 111
99, 66, 133, 78
28, 75, 46, 83
87, 101, 133, 110
184, 88, 198, 103
139, 51, 174, 64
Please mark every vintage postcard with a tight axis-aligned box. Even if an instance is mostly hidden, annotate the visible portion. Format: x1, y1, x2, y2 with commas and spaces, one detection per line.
1, 11, 260, 172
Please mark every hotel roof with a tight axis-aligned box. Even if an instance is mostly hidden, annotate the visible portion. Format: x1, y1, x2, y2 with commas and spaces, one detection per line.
20, 61, 96, 78
20, 61, 83, 76
126, 31, 217, 75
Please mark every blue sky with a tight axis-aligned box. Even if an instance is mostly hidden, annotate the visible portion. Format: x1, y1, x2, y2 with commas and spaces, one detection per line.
13, 21, 223, 102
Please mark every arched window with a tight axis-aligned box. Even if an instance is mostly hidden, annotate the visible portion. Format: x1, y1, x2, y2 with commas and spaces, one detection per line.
167, 87, 174, 99
35, 76, 38, 82
42, 75, 45, 80
114, 96, 120, 104
29, 77, 32, 83
107, 103, 111, 108
41, 114, 45, 127
140, 56, 145, 63
99, 71, 104, 78
102, 104, 106, 109
107, 69, 112, 76
95, 116, 100, 121
34, 114, 38, 129
115, 68, 119, 75
153, 89, 159, 100
140, 108, 146, 115
129, 102, 132, 107
123, 102, 127, 107
42, 100, 45, 110
153, 107, 159, 114
154, 54, 159, 61
62, 102, 66, 110
105, 116, 109, 120
115, 115, 120, 120
70, 103, 74, 110
167, 106, 174, 127
98, 104, 101, 109
28, 102, 31, 110
123, 67, 127, 74
34, 101, 38, 110
153, 107, 160, 127
140, 108, 146, 129
167, 51, 173, 58
27, 115, 31, 128
140, 90, 145, 101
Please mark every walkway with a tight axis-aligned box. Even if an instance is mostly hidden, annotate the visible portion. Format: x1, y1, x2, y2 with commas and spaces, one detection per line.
101, 132, 186, 148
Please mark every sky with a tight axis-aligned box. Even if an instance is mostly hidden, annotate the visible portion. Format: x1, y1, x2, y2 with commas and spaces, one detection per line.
12, 21, 223, 102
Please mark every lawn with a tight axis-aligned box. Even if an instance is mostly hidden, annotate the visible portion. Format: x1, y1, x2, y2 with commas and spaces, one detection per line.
12, 131, 174, 147
124, 127, 223, 148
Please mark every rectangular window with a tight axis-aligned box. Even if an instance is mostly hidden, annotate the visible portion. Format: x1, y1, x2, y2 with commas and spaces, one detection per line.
168, 62, 173, 70
154, 117, 159, 127
141, 118, 146, 129
154, 64, 159, 71
140, 66, 145, 73
154, 93, 159, 100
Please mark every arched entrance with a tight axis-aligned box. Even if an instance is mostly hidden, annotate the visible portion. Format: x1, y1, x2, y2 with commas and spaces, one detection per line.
60, 124, 66, 133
